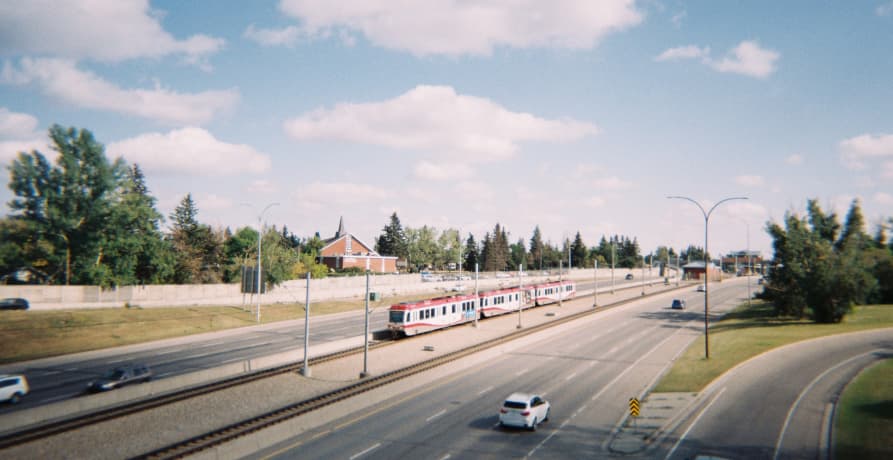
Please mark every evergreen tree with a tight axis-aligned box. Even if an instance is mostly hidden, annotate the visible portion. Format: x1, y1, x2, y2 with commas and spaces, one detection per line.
8, 125, 123, 285
837, 199, 870, 251
529, 226, 545, 270
571, 231, 588, 268
463, 233, 479, 272
509, 238, 527, 270
375, 212, 407, 258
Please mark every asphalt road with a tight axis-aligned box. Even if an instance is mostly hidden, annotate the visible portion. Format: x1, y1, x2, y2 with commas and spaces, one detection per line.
660, 328, 893, 460
0, 276, 655, 414
257, 281, 746, 459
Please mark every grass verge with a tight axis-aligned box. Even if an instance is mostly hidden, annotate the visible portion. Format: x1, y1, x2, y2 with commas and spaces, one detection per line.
834, 359, 893, 460
0, 291, 441, 364
654, 301, 893, 393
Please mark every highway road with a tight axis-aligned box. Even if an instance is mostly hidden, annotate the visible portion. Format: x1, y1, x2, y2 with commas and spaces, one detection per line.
660, 328, 892, 460
257, 280, 747, 459
0, 276, 654, 414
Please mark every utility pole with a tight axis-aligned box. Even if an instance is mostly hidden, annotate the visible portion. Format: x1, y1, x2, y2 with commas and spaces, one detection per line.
301, 271, 311, 377
593, 259, 598, 307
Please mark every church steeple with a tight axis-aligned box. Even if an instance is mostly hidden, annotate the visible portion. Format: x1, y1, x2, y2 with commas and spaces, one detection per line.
335, 216, 345, 238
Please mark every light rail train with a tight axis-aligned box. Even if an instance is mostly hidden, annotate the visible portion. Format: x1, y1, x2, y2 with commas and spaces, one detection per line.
387, 280, 576, 337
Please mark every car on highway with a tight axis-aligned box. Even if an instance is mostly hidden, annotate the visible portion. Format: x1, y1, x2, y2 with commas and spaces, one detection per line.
0, 374, 29, 404
671, 299, 686, 309
498, 392, 550, 431
696, 284, 706, 292
625, 273, 634, 280
0, 298, 29, 310
86, 364, 153, 392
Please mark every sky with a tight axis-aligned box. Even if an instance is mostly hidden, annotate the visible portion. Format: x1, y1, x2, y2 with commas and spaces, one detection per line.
1, 1, 892, 261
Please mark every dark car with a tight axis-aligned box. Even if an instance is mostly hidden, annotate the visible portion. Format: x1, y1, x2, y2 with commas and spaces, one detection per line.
0, 298, 29, 310
671, 299, 686, 310
625, 274, 634, 280
87, 364, 152, 392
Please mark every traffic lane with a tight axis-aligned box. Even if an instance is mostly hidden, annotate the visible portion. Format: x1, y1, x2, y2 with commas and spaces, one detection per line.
262, 284, 732, 459
0, 309, 390, 412
663, 328, 893, 460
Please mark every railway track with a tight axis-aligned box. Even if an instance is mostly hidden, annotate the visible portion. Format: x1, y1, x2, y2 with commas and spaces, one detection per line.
136, 286, 682, 459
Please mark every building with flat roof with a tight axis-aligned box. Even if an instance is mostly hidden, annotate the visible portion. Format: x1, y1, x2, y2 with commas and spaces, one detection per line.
319, 217, 398, 273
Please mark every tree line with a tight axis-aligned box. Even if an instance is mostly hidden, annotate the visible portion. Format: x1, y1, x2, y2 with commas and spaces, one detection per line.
375, 212, 662, 273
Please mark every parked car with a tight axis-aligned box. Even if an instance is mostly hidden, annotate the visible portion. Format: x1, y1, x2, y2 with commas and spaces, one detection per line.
495, 272, 512, 278
671, 299, 686, 310
0, 298, 29, 310
0, 375, 29, 404
696, 284, 706, 292
625, 274, 634, 280
87, 364, 153, 392
499, 392, 550, 431
420, 272, 440, 282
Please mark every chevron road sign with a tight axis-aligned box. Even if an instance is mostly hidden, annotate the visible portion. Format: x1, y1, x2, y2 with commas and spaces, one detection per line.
629, 397, 640, 417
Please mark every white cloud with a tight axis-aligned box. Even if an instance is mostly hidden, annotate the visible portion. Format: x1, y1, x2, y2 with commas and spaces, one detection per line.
785, 153, 804, 165
246, 180, 277, 194
0, 107, 46, 164
0, 139, 48, 164
0, 0, 223, 64
583, 196, 606, 208
572, 163, 605, 179
196, 193, 233, 211
877, 2, 893, 16
2, 58, 239, 125
292, 181, 391, 210
735, 175, 764, 187
875, 192, 893, 205
592, 176, 632, 190
839, 133, 893, 169
276, 0, 643, 56
243, 24, 302, 47
708, 41, 780, 78
284, 85, 598, 163
414, 161, 473, 181
107, 127, 271, 176
883, 162, 893, 179
654, 45, 709, 62
0, 107, 39, 138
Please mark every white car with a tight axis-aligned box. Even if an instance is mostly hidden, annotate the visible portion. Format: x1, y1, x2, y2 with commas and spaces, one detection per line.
499, 393, 550, 431
0, 374, 29, 404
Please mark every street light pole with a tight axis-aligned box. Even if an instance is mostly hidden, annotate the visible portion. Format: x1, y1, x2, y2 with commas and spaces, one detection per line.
667, 195, 747, 359
254, 202, 279, 323
593, 259, 598, 307
611, 243, 615, 294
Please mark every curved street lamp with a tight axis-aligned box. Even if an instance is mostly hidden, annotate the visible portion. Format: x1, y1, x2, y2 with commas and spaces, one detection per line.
667, 195, 748, 359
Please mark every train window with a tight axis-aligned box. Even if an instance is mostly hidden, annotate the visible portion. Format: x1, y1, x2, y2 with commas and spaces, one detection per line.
443, 306, 447, 315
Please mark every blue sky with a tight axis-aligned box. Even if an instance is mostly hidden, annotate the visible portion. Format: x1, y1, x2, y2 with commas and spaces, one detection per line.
2, 1, 892, 260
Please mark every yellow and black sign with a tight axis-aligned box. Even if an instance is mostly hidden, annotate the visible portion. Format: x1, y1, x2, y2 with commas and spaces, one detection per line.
629, 397, 640, 417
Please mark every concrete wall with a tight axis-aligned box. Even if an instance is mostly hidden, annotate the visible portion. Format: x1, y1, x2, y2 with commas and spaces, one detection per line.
0, 267, 648, 311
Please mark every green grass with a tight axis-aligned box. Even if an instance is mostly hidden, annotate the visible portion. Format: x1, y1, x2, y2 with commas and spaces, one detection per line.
655, 302, 893, 393
0, 292, 435, 363
834, 359, 893, 460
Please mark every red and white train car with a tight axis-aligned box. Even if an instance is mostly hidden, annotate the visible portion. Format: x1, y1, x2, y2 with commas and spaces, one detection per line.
531, 280, 576, 305
387, 280, 577, 337
388, 293, 478, 337
478, 286, 532, 318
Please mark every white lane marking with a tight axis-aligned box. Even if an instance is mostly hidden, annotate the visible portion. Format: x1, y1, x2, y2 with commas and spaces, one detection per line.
515, 368, 529, 377
607, 346, 619, 354
478, 385, 493, 396
156, 372, 175, 378
564, 372, 577, 382
439, 454, 451, 460
349, 443, 381, 460
773, 350, 880, 460
529, 330, 681, 458
664, 387, 727, 460
427, 409, 447, 422
107, 357, 129, 364
819, 403, 834, 460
